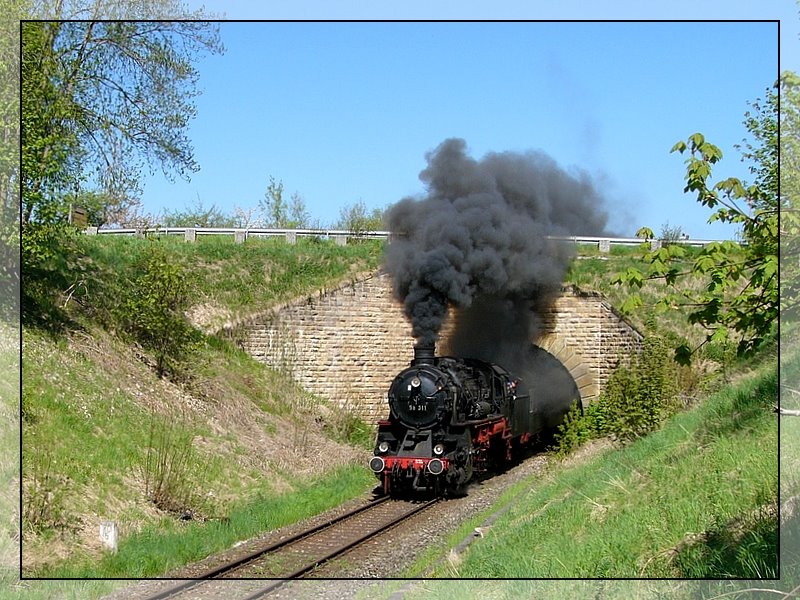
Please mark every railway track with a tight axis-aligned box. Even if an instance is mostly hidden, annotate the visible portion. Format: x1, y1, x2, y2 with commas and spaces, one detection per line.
141, 495, 440, 600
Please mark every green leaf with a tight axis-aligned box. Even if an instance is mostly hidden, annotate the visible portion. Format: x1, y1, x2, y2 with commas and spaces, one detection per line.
692, 255, 715, 274
620, 294, 643, 314
654, 297, 672, 312
714, 177, 746, 198
710, 327, 728, 344
689, 132, 705, 148
666, 244, 685, 259
674, 344, 692, 366
670, 140, 687, 154
664, 268, 680, 285
627, 268, 644, 289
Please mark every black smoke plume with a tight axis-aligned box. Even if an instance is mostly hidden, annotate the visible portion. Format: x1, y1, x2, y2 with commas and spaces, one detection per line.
384, 138, 610, 354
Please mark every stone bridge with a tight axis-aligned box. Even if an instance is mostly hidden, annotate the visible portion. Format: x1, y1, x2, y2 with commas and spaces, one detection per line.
229, 272, 643, 423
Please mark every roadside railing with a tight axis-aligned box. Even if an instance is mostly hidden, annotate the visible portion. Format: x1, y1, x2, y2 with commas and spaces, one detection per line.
87, 226, 728, 250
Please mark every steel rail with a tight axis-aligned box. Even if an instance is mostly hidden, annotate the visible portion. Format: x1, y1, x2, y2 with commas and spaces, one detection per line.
141, 496, 389, 600
236, 497, 440, 599
140, 495, 439, 600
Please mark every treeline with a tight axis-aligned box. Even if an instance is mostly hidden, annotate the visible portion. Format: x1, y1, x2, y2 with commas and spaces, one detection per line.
155, 186, 387, 233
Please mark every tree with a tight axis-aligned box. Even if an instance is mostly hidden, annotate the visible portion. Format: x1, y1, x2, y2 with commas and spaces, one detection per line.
658, 222, 685, 246
288, 191, 311, 228
613, 82, 780, 363
19, 1, 222, 325
259, 176, 287, 227
0, 0, 27, 320
21, 16, 223, 225
336, 200, 384, 234
259, 176, 310, 227
20, 20, 80, 225
781, 72, 800, 322
160, 197, 236, 228
124, 244, 199, 379
59, 188, 148, 228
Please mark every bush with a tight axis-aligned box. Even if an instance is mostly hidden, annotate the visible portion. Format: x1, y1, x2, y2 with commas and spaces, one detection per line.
121, 243, 201, 379
551, 403, 593, 457
659, 221, 685, 246
598, 336, 682, 440
142, 410, 206, 516
21, 223, 91, 329
553, 334, 685, 455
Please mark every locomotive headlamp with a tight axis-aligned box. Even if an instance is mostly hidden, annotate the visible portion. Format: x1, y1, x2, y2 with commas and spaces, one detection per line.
369, 456, 385, 473
433, 443, 445, 456
411, 376, 421, 388
378, 441, 390, 453
427, 458, 444, 475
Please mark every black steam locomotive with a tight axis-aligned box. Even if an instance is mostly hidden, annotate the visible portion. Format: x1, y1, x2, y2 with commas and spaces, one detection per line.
369, 344, 579, 496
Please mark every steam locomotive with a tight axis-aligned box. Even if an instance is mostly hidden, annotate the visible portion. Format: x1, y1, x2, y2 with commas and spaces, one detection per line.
369, 344, 580, 496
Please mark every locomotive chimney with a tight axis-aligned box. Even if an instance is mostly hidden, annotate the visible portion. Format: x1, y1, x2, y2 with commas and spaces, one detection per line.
413, 342, 435, 366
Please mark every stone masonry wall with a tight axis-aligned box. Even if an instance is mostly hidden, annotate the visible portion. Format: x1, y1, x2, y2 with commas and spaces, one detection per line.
537, 286, 644, 405
233, 273, 643, 423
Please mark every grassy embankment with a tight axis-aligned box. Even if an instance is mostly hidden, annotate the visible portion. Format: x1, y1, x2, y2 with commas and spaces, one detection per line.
0, 322, 20, 593
376, 338, 784, 600
403, 349, 777, 580
18, 234, 383, 590
367, 243, 781, 597
14, 236, 780, 598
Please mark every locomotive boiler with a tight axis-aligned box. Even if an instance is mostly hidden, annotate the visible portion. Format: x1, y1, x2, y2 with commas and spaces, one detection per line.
369, 343, 579, 496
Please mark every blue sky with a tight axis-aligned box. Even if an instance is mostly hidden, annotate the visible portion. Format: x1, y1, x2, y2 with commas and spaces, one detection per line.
137, 2, 794, 240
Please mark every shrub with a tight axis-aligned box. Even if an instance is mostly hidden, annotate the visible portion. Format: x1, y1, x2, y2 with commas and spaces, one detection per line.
142, 411, 205, 516
553, 334, 685, 455
23, 449, 71, 534
21, 223, 91, 329
121, 243, 201, 379
551, 403, 593, 457
596, 336, 681, 440
659, 221, 685, 246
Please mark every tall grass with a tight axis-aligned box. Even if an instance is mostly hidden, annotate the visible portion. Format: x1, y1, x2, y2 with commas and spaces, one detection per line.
21, 323, 376, 577
37, 464, 373, 578
411, 359, 777, 579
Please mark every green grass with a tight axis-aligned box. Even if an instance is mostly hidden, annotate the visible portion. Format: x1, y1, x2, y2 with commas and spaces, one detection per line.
82, 234, 384, 322
402, 357, 777, 580
20, 233, 385, 580
20, 322, 376, 577
15, 233, 783, 596
0, 323, 20, 594
22, 330, 215, 535
37, 464, 374, 578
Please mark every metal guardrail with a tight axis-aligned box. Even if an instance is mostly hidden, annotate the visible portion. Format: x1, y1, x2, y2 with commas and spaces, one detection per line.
90, 226, 392, 240
553, 235, 725, 248
87, 226, 727, 248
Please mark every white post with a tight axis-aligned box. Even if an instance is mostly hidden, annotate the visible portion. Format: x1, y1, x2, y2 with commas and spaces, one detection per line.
99, 520, 118, 553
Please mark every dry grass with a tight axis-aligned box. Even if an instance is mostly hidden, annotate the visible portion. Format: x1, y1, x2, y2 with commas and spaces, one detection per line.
21, 326, 370, 572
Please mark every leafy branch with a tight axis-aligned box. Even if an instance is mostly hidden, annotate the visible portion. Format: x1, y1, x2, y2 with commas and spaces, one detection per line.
614, 83, 779, 364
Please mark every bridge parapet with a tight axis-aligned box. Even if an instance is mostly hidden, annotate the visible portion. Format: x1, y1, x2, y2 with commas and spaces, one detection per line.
229, 273, 643, 422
